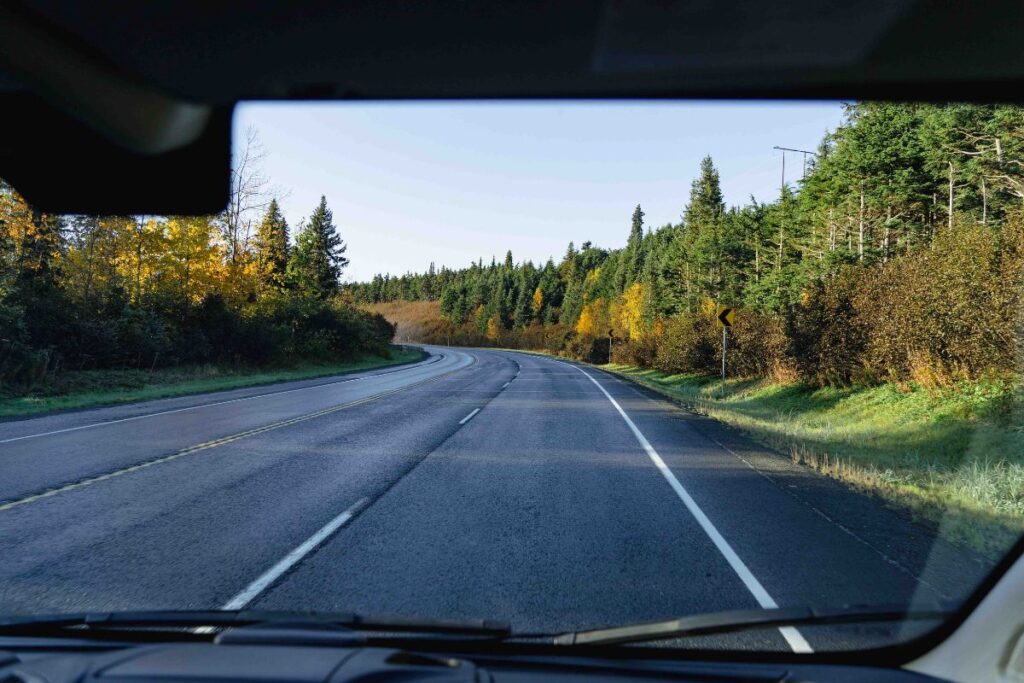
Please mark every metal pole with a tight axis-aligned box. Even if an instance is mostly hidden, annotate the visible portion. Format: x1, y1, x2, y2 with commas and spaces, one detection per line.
721, 326, 727, 396
781, 152, 785, 193
608, 332, 613, 364
773, 146, 817, 189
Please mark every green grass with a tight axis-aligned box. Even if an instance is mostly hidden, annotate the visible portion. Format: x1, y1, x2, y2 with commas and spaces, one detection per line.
0, 346, 426, 419
601, 363, 1024, 557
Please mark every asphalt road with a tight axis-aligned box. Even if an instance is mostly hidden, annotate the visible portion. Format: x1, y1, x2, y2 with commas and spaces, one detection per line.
0, 347, 991, 652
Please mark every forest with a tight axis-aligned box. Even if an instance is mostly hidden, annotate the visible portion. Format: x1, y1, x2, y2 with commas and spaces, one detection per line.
0, 129, 395, 395
350, 103, 1024, 390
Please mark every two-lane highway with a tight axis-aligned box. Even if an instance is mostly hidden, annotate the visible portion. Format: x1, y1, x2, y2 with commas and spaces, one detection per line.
0, 347, 987, 651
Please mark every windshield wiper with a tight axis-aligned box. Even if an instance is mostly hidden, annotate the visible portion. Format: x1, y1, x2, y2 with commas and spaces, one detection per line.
552, 603, 954, 646
0, 609, 511, 638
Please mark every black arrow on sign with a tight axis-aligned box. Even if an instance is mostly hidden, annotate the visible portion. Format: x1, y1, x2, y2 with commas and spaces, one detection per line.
718, 308, 733, 326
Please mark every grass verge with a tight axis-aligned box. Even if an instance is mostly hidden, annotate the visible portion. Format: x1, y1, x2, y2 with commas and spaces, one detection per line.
0, 346, 426, 420
598, 363, 1023, 557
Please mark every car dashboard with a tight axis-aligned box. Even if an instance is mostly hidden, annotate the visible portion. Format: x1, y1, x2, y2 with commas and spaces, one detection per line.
0, 637, 949, 683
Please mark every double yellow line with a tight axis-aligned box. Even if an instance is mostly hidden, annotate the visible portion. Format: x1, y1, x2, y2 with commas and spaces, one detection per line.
0, 357, 475, 514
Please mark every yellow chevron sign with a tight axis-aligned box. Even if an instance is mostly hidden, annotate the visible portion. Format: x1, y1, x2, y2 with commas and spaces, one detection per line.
716, 306, 735, 327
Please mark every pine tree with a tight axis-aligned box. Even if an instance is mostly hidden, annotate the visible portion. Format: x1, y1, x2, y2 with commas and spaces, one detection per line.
254, 198, 290, 287
625, 204, 646, 285
615, 204, 646, 293
287, 196, 348, 299
685, 155, 727, 300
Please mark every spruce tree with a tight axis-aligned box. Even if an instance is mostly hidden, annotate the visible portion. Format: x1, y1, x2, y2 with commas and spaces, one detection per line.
287, 196, 348, 299
616, 204, 646, 292
255, 198, 290, 287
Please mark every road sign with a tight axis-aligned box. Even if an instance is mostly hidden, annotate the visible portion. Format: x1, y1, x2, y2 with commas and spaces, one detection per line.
716, 306, 735, 327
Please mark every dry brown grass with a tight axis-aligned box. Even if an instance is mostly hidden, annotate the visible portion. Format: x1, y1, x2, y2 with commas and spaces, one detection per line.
364, 301, 447, 343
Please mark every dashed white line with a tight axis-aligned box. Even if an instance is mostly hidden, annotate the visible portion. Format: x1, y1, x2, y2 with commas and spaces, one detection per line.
459, 408, 481, 425
502, 382, 511, 389
574, 366, 813, 654
220, 498, 369, 610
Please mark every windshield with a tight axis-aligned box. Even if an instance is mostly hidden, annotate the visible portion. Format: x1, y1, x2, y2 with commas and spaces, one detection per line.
0, 101, 1021, 654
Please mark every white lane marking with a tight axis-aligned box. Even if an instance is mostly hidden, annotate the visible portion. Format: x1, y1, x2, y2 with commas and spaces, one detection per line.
573, 366, 813, 654
502, 382, 510, 389
604, 371, 954, 602
220, 498, 369, 610
458, 408, 481, 425
0, 354, 447, 445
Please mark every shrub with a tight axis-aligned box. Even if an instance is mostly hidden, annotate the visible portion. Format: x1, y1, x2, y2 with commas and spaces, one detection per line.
857, 220, 1022, 385
615, 328, 661, 367
786, 268, 869, 386
654, 313, 717, 375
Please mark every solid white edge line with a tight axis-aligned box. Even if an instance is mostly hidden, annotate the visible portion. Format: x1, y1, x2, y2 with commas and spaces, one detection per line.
0, 353, 451, 444
573, 366, 813, 654
220, 498, 369, 611
459, 408, 481, 424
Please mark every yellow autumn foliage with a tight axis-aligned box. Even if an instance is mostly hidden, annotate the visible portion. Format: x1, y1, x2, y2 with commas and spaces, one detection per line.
575, 298, 609, 336
618, 282, 646, 340
486, 314, 502, 341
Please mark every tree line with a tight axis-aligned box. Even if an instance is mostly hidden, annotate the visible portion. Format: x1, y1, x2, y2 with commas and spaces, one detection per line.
349, 103, 1024, 387
1, 132, 395, 392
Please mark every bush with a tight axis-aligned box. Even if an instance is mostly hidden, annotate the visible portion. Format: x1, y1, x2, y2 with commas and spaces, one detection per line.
786, 268, 869, 386
654, 313, 717, 375
726, 310, 793, 379
615, 326, 661, 366
115, 307, 171, 368
858, 220, 1022, 384
564, 332, 610, 363
0, 303, 50, 391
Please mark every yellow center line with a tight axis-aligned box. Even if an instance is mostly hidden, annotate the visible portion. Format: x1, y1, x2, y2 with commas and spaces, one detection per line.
0, 357, 476, 514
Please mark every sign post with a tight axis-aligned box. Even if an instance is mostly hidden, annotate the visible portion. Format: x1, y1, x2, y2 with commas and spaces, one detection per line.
608, 329, 614, 364
721, 326, 727, 382
716, 306, 734, 395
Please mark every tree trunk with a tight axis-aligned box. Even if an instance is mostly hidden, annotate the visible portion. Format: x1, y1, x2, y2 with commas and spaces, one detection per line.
778, 221, 784, 271
858, 186, 865, 262
981, 176, 988, 225
948, 161, 954, 230
828, 206, 836, 252
883, 206, 891, 262
685, 262, 692, 313
135, 219, 143, 300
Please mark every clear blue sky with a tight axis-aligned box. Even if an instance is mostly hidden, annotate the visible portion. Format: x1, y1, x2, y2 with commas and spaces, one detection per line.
234, 101, 846, 282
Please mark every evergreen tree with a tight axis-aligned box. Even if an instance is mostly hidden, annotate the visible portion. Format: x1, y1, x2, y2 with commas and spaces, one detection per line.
615, 204, 645, 293
685, 155, 727, 300
287, 196, 347, 299
625, 204, 646, 286
254, 198, 290, 287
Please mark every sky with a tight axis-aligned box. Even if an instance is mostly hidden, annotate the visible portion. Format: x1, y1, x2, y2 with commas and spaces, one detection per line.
234, 101, 846, 283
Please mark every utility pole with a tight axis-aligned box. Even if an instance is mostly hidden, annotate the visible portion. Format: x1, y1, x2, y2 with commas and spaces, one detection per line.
771, 146, 818, 277
773, 146, 818, 184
